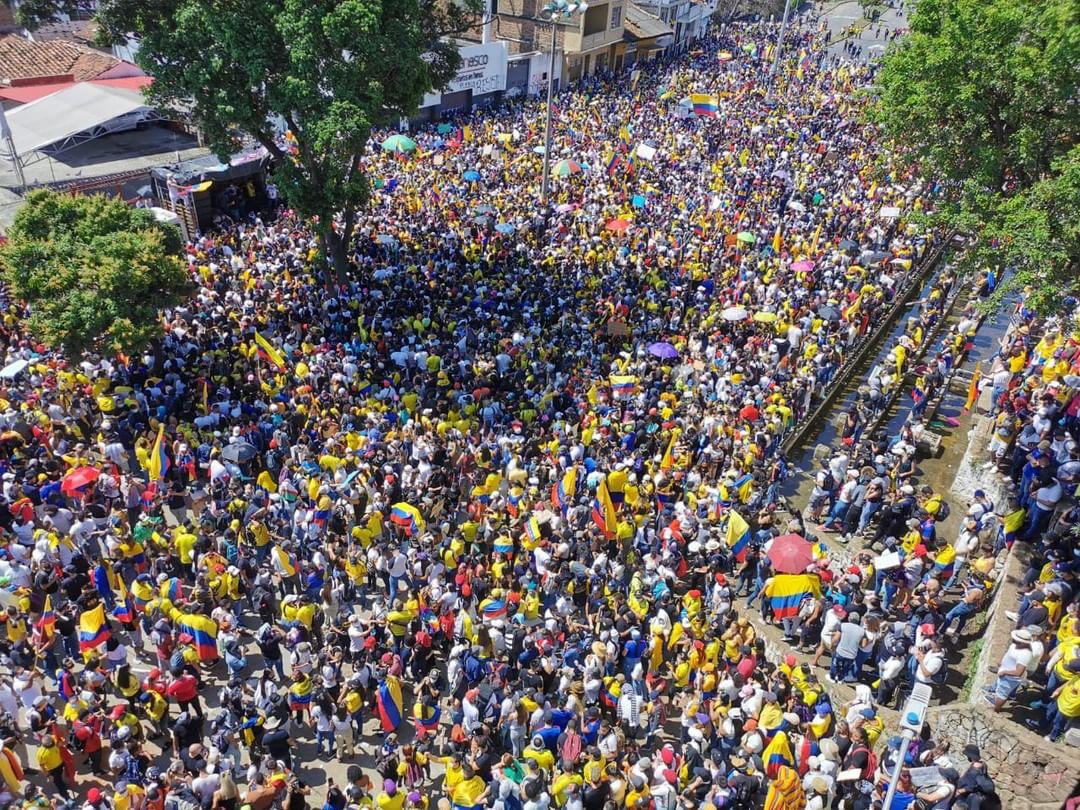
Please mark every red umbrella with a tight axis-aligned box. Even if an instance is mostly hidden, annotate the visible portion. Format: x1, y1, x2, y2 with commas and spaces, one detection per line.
61, 465, 101, 497
767, 533, 815, 574
606, 218, 632, 232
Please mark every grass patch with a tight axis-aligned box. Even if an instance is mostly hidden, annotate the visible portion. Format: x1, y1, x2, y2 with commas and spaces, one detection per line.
960, 636, 985, 702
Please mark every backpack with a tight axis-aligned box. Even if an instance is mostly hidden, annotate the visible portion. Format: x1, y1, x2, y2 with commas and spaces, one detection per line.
821, 470, 836, 492
850, 744, 878, 780
560, 730, 582, 769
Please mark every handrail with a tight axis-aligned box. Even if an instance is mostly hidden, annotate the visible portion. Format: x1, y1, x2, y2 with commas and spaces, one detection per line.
779, 231, 957, 455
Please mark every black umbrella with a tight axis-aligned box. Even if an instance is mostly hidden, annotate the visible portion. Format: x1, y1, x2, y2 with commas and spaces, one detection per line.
221, 442, 257, 464
819, 305, 841, 322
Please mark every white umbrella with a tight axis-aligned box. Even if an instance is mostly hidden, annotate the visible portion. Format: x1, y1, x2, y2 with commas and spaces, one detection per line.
722, 306, 749, 321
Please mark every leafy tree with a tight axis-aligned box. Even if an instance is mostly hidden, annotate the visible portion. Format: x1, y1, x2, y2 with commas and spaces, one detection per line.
872, 0, 1080, 312
12, 0, 96, 29
95, 0, 475, 280
0, 190, 190, 357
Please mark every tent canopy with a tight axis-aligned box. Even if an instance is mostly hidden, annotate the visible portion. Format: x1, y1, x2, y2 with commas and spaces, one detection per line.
0, 82, 154, 161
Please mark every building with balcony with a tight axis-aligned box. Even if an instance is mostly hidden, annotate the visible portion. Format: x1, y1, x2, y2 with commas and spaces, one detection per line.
493, 0, 626, 82
631, 0, 716, 55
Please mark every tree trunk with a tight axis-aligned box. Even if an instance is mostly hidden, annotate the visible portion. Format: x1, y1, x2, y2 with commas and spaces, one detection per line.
318, 227, 349, 288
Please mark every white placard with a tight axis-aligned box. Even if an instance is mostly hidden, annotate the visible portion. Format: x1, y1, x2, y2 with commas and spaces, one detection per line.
636, 143, 657, 161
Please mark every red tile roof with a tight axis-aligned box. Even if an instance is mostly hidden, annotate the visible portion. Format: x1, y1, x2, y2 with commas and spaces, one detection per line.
0, 34, 120, 83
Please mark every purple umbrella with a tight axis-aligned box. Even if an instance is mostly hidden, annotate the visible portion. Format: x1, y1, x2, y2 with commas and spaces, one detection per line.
648, 342, 679, 360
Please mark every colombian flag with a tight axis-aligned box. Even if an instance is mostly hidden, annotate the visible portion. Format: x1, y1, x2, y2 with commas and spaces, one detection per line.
175, 611, 219, 661
931, 544, 956, 582
764, 729, 795, 778
289, 676, 315, 710
414, 703, 441, 733
481, 598, 508, 621
113, 579, 134, 624
690, 93, 718, 116
377, 676, 404, 732
147, 423, 169, 482
506, 489, 522, 518
161, 577, 183, 602
493, 536, 514, 555
390, 502, 425, 536
660, 429, 680, 471
592, 480, 618, 539
78, 605, 110, 653
254, 331, 287, 370
768, 574, 822, 620
551, 468, 577, 515
726, 510, 751, 563
37, 595, 56, 639
273, 546, 297, 577
131, 576, 154, 613
609, 375, 638, 398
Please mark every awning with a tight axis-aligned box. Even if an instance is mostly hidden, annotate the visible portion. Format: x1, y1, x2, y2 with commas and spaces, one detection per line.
623, 5, 674, 41
0, 82, 153, 160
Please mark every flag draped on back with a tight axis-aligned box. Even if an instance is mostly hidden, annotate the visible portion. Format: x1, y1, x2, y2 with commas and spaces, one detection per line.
763, 729, 795, 777
768, 574, 822, 620
390, 502, 425, 536
172, 610, 219, 661
377, 676, 404, 731
551, 468, 577, 515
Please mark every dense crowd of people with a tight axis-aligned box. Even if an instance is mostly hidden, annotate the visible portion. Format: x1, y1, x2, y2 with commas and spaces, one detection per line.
972, 306, 1080, 742
0, 8, 1073, 810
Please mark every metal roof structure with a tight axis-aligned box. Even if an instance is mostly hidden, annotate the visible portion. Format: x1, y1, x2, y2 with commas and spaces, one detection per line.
0, 81, 158, 165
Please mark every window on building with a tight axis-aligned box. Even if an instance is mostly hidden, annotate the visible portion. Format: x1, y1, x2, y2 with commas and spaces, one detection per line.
610, 4, 622, 28
583, 4, 606, 35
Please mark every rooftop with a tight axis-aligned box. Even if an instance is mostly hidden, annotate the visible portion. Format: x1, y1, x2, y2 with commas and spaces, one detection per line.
0, 33, 125, 83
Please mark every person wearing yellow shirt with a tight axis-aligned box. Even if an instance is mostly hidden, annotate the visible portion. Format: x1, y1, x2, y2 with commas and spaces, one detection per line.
36, 735, 69, 798
375, 781, 405, 810
449, 765, 489, 809
522, 736, 555, 773
174, 526, 198, 568
1046, 661, 1080, 742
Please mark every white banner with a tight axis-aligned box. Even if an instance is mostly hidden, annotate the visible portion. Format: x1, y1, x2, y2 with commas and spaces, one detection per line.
422, 43, 509, 108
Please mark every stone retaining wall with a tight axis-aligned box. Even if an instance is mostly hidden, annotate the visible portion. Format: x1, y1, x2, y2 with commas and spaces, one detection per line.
925, 705, 1079, 809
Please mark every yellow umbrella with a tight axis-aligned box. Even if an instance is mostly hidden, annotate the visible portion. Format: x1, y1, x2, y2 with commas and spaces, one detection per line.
752, 311, 778, 323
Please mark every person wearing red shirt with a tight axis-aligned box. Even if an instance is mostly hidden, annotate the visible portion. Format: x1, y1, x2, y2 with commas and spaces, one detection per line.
72, 707, 105, 775
166, 671, 204, 718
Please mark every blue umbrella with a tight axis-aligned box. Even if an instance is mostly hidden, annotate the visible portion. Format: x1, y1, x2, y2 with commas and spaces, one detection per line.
647, 342, 679, 360
495, 223, 515, 234
632, 194, 646, 208
463, 169, 481, 182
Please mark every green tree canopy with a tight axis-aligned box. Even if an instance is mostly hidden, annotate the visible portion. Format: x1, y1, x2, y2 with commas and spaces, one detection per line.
872, 0, 1080, 312
0, 190, 190, 357
95, 0, 474, 278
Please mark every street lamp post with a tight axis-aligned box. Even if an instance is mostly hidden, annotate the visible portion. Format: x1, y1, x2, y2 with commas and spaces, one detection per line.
768, 0, 794, 89
539, 0, 587, 209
